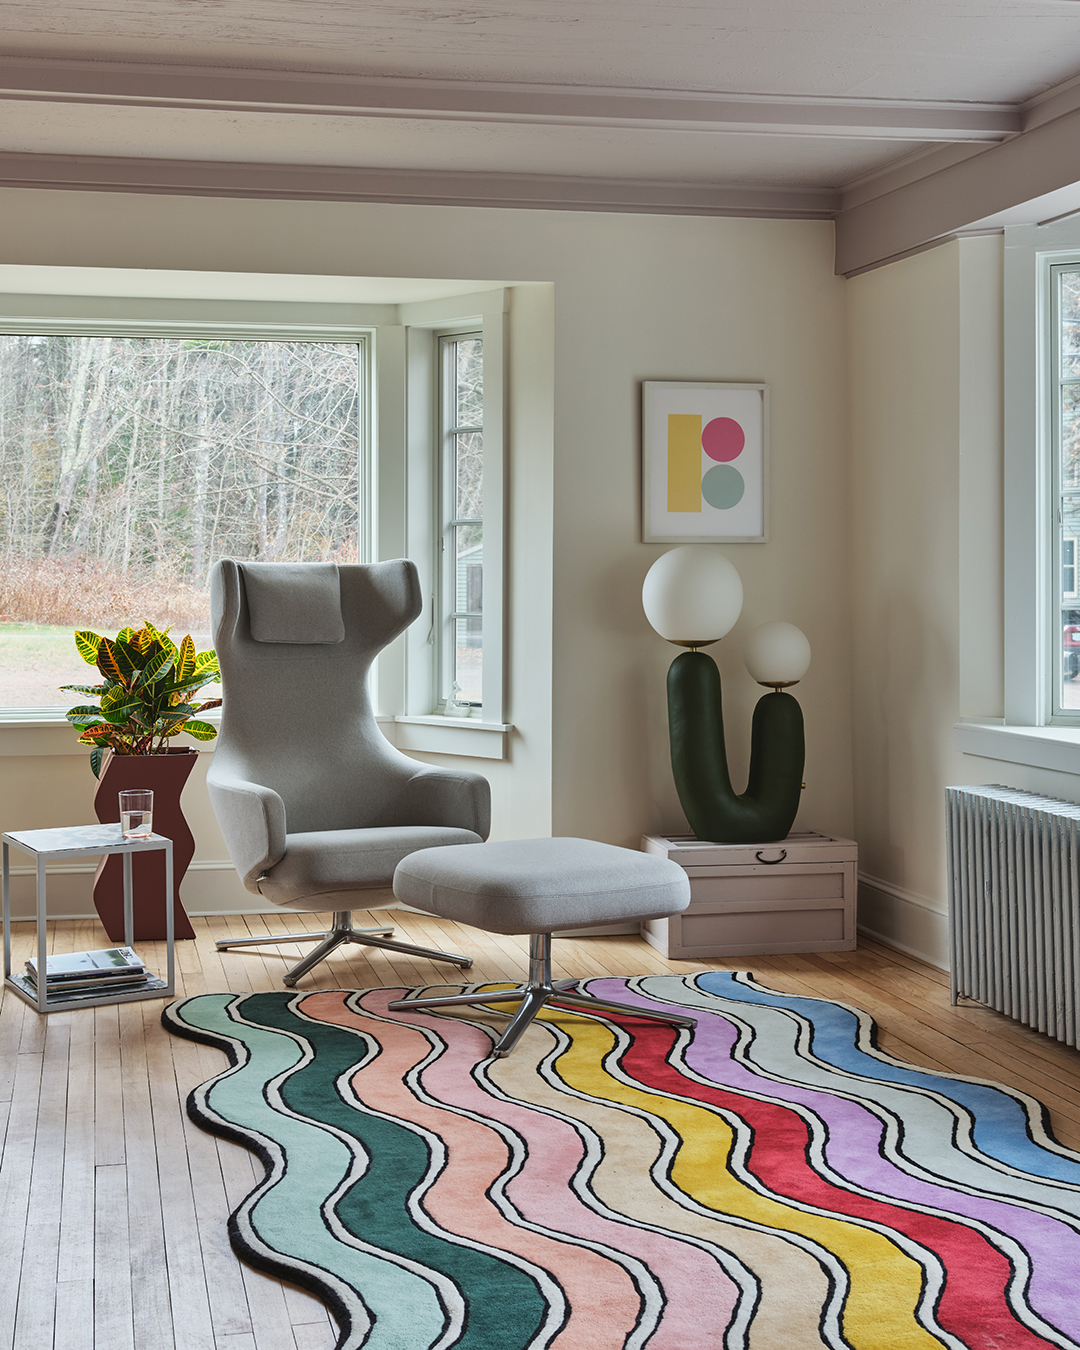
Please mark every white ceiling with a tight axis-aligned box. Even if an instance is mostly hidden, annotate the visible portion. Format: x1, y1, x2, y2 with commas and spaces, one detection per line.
1, 0, 1080, 228
2, 0, 1079, 101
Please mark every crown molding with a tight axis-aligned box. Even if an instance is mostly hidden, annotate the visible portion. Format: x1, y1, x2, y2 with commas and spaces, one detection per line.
0, 150, 840, 218
0, 55, 1018, 141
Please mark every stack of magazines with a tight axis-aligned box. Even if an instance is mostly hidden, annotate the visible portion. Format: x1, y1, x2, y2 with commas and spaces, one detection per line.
23, 946, 165, 1002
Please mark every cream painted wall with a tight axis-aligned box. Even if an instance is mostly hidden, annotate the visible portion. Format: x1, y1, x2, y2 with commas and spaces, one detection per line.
545, 214, 853, 847
0, 189, 853, 923
848, 241, 962, 965
846, 233, 1066, 968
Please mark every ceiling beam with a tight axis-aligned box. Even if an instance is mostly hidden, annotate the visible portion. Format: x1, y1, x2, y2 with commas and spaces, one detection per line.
835, 102, 1080, 275
0, 151, 840, 218
0, 56, 1018, 141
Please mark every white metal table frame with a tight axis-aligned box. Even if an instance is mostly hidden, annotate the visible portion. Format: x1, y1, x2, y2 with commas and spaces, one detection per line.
2, 824, 174, 1014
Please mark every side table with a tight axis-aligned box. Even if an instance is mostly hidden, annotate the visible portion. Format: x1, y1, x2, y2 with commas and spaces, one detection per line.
3, 824, 175, 1014
640, 831, 858, 958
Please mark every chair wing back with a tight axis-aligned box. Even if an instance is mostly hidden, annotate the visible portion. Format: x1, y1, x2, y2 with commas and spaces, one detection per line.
208, 559, 488, 837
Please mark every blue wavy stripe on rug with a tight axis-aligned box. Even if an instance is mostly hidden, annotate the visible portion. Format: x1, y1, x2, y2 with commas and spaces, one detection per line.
162, 971, 1080, 1350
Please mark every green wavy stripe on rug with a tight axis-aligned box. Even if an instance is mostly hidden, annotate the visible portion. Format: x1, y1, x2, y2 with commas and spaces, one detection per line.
167, 977, 1080, 1350
178, 994, 460, 1349
240, 992, 549, 1350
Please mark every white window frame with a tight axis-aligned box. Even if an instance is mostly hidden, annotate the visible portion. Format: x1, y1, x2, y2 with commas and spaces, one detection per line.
957, 223, 1080, 776
1003, 223, 1080, 728
0, 280, 512, 759
436, 328, 484, 712
383, 289, 510, 760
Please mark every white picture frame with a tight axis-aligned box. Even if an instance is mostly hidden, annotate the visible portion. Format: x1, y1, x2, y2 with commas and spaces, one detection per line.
642, 381, 769, 543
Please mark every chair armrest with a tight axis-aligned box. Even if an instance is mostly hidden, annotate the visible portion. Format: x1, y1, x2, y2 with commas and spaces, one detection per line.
206, 773, 288, 892
399, 768, 492, 840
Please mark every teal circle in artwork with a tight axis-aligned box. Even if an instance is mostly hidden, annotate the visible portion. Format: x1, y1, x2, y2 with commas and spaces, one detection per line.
702, 463, 745, 510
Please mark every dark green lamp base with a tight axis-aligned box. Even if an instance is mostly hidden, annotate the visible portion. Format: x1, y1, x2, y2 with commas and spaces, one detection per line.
667, 649, 804, 845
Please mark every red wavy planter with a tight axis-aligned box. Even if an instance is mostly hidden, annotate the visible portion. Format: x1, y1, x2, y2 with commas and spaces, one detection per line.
92, 747, 197, 941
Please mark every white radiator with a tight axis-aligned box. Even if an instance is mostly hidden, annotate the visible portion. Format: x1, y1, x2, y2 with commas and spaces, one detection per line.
946, 784, 1080, 1047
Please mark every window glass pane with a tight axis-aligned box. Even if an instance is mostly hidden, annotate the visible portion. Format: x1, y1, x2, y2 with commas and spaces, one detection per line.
1064, 611, 1080, 709
455, 338, 483, 429
1063, 384, 1080, 489
1060, 270, 1080, 715
441, 332, 483, 710
452, 619, 483, 704
0, 335, 361, 706
455, 431, 483, 521
452, 518, 482, 704
1063, 271, 1080, 378
1061, 489, 1080, 709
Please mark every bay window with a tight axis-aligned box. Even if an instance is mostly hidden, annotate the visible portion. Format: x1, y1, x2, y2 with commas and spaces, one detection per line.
0, 276, 508, 756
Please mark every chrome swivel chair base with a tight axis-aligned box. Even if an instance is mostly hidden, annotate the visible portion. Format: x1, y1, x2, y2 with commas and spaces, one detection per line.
388, 932, 696, 1057
215, 909, 473, 987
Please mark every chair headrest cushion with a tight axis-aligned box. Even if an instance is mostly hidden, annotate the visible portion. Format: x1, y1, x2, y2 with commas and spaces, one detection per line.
241, 562, 346, 644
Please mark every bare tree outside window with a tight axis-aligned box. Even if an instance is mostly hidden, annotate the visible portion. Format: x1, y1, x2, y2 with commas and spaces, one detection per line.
0, 335, 361, 706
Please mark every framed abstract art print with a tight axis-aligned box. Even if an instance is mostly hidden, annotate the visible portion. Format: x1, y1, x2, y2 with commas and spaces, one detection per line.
642, 381, 768, 543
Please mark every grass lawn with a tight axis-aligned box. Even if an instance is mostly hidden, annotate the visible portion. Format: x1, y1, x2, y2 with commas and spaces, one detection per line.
0, 624, 213, 707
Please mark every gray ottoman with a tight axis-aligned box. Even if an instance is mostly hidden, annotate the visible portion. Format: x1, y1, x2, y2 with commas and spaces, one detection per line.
388, 836, 695, 1056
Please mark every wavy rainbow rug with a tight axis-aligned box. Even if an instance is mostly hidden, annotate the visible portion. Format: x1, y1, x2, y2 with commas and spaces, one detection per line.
163, 972, 1080, 1350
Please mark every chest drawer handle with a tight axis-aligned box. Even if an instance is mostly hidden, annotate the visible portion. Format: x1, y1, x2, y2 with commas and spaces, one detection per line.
755, 848, 787, 865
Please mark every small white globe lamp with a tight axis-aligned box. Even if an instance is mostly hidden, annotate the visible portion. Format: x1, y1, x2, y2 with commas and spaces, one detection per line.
744, 621, 812, 691
641, 546, 743, 648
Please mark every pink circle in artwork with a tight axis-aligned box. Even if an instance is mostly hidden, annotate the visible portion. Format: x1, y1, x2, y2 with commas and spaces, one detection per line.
702, 417, 745, 462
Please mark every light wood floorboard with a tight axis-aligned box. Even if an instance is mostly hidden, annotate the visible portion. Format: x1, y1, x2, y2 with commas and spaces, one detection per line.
3, 910, 1080, 1348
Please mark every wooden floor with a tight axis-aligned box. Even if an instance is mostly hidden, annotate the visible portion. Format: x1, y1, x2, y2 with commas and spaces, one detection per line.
4, 909, 1080, 1350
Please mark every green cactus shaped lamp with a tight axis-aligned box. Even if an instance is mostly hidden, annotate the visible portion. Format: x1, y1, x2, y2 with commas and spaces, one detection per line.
643, 545, 810, 845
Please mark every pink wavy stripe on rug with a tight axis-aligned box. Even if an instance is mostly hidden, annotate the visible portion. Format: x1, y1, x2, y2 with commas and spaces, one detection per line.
358, 987, 741, 1349
299, 990, 639, 1350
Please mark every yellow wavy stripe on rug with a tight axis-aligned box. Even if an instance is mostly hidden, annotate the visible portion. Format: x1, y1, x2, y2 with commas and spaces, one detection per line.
538, 1003, 943, 1350
486, 1010, 837, 1350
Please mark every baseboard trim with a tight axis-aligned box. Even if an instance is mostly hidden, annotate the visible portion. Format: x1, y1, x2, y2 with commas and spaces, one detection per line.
2, 858, 236, 877
857, 921, 949, 971
857, 871, 949, 971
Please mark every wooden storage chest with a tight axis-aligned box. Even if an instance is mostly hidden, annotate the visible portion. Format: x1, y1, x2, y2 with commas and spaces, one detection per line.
640, 831, 858, 958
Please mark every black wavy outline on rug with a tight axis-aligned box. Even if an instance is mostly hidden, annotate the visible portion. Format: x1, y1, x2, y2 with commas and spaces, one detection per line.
161, 1001, 355, 1350
160, 977, 1073, 1350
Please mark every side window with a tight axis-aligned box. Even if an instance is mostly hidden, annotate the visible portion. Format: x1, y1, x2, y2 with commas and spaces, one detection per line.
438, 332, 484, 710
395, 288, 506, 744
1053, 265, 1080, 714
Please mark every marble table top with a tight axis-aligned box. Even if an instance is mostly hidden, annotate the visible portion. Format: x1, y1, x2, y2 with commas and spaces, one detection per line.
2, 824, 170, 856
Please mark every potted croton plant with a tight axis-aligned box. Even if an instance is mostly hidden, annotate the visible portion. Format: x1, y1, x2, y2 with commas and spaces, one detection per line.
62, 622, 221, 942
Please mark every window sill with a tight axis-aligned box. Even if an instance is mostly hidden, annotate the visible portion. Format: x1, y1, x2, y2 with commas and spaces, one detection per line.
383, 714, 512, 761
954, 719, 1080, 775
0, 712, 512, 761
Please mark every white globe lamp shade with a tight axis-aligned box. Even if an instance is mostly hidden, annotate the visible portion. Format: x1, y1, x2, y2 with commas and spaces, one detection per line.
642, 546, 743, 645
744, 621, 811, 687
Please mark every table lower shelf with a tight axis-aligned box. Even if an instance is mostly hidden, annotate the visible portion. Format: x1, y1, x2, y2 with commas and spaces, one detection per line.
5, 970, 171, 1012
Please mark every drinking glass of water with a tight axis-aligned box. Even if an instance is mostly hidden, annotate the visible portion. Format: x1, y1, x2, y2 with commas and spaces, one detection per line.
119, 789, 154, 839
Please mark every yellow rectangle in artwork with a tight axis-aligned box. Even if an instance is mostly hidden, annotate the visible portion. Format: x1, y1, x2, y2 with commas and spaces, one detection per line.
667, 414, 702, 513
